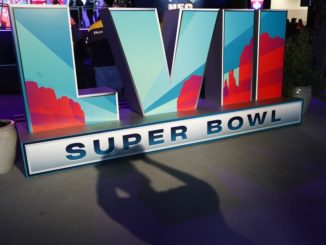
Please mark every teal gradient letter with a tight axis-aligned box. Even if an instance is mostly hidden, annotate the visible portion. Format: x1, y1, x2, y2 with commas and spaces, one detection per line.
10, 6, 119, 133
106, 9, 218, 115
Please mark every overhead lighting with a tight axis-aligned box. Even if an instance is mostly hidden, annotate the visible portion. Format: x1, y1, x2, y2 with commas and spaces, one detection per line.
251, 0, 264, 9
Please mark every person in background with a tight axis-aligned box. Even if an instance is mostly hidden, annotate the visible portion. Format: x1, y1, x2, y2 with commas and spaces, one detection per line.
85, 16, 123, 93
297, 19, 305, 32
286, 19, 291, 36
69, 0, 84, 27
288, 18, 299, 36
85, 0, 98, 26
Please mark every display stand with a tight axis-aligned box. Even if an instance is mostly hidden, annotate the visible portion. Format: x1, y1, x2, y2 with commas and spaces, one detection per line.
17, 98, 302, 176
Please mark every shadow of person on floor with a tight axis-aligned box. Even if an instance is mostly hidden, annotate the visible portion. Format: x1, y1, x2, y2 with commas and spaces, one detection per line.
96, 145, 254, 244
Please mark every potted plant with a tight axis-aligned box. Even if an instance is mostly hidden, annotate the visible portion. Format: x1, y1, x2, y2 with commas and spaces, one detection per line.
283, 29, 324, 114
0, 119, 17, 174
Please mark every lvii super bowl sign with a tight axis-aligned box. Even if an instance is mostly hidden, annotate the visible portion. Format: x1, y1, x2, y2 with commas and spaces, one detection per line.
9, 6, 302, 176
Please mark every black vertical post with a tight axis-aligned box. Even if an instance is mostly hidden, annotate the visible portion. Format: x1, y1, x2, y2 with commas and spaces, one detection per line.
252, 10, 260, 101
204, 10, 223, 107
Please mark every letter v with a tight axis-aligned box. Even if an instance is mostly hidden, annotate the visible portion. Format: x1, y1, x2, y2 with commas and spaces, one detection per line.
101, 8, 218, 116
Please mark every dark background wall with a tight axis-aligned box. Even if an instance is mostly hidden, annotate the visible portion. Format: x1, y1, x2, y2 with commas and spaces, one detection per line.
134, 0, 242, 8
134, 0, 270, 9
133, 0, 271, 19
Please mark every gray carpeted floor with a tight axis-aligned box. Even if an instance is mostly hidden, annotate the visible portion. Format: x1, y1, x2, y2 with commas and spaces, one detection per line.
0, 95, 326, 244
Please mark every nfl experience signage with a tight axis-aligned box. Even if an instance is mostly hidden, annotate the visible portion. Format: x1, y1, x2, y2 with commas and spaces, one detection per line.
9, 6, 302, 176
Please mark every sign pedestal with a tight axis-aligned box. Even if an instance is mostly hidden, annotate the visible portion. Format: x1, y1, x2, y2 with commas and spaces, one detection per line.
17, 98, 303, 176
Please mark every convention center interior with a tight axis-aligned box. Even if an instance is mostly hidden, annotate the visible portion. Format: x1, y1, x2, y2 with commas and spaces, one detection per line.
0, 0, 326, 244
